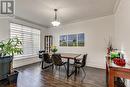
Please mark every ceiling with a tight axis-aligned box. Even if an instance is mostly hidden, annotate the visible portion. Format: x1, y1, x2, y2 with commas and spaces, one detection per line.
15, 0, 117, 28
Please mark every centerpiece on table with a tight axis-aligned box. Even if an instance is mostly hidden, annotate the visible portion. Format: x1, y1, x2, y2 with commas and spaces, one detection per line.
110, 50, 126, 66
110, 50, 120, 59
51, 46, 58, 54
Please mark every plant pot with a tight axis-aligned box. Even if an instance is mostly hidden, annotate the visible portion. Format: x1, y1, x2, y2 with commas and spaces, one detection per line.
0, 56, 13, 80
7, 71, 19, 84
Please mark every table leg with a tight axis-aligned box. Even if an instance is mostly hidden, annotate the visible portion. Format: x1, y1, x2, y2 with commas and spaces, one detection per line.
41, 60, 44, 69
74, 59, 77, 76
109, 69, 114, 87
67, 58, 70, 78
106, 63, 108, 87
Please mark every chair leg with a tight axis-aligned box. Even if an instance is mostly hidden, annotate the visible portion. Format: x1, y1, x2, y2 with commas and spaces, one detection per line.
53, 65, 57, 74
55, 66, 57, 70
59, 66, 60, 72
81, 67, 86, 76
42, 63, 53, 70
41, 61, 44, 69
64, 64, 67, 71
72, 66, 75, 71
81, 67, 86, 82
75, 67, 78, 76
52, 64, 54, 70
78, 68, 80, 74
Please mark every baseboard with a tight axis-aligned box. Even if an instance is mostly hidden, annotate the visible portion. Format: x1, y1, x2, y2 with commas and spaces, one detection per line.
13, 57, 41, 68
86, 62, 105, 69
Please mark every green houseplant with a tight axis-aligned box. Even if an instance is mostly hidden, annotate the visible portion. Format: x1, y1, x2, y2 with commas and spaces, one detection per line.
0, 37, 23, 57
0, 37, 23, 80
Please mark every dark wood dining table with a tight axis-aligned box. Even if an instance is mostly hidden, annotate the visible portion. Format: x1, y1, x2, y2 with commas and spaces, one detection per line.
60, 53, 81, 78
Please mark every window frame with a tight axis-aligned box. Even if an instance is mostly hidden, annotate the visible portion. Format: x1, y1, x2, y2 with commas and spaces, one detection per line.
10, 22, 41, 60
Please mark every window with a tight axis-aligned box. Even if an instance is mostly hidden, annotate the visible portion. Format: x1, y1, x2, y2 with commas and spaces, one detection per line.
10, 23, 40, 59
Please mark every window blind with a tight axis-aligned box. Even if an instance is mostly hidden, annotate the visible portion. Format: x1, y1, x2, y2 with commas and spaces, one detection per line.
10, 23, 40, 59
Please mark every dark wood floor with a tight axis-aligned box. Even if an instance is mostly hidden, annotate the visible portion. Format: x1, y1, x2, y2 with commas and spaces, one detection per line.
0, 63, 106, 87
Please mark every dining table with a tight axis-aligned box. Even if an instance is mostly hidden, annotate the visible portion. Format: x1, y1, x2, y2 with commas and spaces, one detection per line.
41, 53, 81, 78
60, 53, 81, 78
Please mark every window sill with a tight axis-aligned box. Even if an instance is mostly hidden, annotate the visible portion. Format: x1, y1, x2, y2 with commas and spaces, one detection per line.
13, 55, 39, 61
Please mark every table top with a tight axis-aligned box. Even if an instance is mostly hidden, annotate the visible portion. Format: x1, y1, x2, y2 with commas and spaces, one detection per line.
49, 53, 81, 60
60, 53, 81, 59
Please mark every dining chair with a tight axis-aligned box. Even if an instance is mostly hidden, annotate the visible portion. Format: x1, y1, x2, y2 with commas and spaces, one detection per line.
73, 54, 88, 75
51, 54, 66, 71
42, 53, 53, 69
39, 50, 45, 59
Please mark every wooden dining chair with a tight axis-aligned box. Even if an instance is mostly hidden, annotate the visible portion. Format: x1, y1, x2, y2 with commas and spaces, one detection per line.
51, 54, 66, 71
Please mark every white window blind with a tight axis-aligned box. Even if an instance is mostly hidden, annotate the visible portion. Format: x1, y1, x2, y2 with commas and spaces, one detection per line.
10, 23, 40, 59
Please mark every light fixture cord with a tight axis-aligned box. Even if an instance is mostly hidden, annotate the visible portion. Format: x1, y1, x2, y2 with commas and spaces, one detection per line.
54, 9, 57, 21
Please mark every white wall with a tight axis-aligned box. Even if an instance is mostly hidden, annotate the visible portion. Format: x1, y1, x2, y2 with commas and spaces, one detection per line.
0, 18, 47, 68
114, 1, 130, 86
114, 0, 130, 62
0, 19, 10, 41
48, 15, 115, 69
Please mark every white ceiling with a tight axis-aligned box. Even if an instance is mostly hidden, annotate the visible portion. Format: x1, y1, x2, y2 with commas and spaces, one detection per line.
15, 0, 117, 28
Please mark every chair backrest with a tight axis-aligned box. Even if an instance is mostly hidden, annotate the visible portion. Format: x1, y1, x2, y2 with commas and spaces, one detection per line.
43, 53, 52, 63
81, 54, 88, 67
39, 50, 45, 58
51, 54, 63, 66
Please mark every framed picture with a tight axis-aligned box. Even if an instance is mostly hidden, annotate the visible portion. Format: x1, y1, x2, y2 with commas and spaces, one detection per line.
78, 33, 85, 46
68, 34, 77, 46
60, 35, 67, 46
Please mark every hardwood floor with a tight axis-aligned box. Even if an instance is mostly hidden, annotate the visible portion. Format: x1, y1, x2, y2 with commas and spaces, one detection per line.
0, 63, 106, 87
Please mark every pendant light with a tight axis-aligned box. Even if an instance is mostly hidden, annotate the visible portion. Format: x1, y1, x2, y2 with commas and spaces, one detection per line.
51, 9, 60, 27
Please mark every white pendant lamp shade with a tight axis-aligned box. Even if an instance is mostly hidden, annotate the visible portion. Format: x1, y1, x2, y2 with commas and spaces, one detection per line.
51, 9, 60, 27
51, 21, 60, 26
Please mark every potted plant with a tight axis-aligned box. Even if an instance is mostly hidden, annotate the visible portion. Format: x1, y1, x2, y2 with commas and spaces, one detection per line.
51, 46, 58, 54
0, 37, 23, 80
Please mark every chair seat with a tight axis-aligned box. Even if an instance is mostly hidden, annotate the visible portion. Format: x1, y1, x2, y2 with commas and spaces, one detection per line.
62, 62, 67, 65
74, 63, 82, 68
57, 62, 67, 66
45, 59, 52, 63
75, 61, 82, 64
